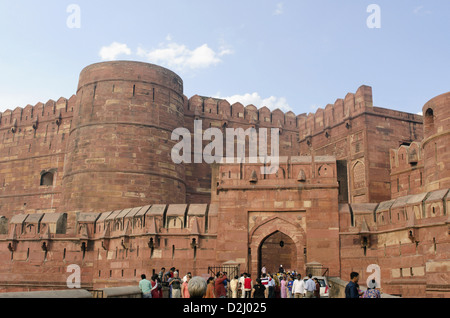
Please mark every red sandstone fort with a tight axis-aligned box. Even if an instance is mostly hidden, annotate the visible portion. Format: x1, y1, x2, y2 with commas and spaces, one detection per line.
0, 61, 448, 297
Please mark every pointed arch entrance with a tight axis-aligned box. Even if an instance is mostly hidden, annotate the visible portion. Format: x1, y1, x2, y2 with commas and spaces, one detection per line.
249, 216, 306, 278
258, 231, 296, 276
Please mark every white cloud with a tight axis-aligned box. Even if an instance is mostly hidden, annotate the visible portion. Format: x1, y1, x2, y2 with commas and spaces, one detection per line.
137, 36, 233, 72
98, 36, 233, 72
413, 5, 423, 14
99, 42, 132, 61
274, 3, 284, 16
413, 5, 432, 15
214, 92, 292, 112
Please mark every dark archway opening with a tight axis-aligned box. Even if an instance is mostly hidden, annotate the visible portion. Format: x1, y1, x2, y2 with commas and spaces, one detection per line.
424, 108, 435, 134
424, 108, 434, 125
258, 231, 296, 277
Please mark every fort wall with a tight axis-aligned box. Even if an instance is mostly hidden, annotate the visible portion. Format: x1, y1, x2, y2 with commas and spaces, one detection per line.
0, 61, 448, 298
297, 85, 423, 204
0, 96, 75, 221
338, 188, 449, 297
0, 203, 219, 292
183, 95, 301, 204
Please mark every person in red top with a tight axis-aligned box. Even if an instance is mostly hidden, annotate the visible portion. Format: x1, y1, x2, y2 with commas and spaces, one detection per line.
214, 271, 228, 298
244, 273, 253, 298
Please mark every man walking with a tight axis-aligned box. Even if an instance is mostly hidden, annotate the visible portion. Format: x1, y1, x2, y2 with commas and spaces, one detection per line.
305, 274, 316, 298
292, 274, 306, 298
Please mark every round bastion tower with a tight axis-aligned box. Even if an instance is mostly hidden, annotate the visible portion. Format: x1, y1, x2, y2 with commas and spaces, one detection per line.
60, 61, 186, 215
422, 91, 450, 192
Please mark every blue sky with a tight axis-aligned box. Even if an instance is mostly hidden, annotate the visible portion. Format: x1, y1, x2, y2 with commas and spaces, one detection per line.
0, 0, 448, 116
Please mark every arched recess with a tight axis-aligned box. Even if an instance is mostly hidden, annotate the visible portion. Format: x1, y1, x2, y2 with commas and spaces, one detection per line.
352, 160, 366, 189
249, 216, 306, 278
259, 231, 296, 275
424, 108, 434, 126
40, 171, 55, 186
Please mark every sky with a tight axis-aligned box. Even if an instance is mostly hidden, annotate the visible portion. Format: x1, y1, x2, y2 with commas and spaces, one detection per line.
0, 0, 448, 116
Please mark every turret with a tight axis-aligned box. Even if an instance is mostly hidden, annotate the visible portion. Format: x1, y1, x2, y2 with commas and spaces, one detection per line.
422, 92, 450, 191
60, 61, 186, 221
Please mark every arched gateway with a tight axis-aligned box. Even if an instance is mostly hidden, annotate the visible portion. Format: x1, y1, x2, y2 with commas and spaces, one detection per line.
249, 216, 306, 279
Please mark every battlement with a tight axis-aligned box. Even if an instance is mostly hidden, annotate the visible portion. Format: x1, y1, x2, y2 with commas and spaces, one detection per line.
339, 188, 450, 232
297, 85, 373, 140
390, 141, 423, 172
182, 85, 378, 141
184, 95, 303, 131
0, 204, 219, 239
91, 203, 218, 240
0, 95, 76, 131
0, 203, 219, 288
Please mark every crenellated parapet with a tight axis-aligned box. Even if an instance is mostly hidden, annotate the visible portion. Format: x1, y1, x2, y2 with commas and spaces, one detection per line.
339, 188, 450, 232
184, 95, 299, 131
3, 212, 67, 252
88, 203, 217, 245
298, 85, 373, 141
0, 203, 218, 260
0, 95, 76, 134
0, 203, 218, 236
339, 187, 449, 265
390, 141, 423, 171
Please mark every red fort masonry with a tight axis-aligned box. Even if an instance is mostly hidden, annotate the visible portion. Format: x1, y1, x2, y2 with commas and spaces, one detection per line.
0, 61, 448, 298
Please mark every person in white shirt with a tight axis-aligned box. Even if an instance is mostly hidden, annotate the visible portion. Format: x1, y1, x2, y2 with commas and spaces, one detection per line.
305, 274, 316, 298
292, 274, 306, 298
230, 275, 239, 298
239, 273, 246, 298
267, 274, 275, 298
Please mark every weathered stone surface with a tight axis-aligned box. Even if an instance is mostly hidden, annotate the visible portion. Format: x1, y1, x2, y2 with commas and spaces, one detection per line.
0, 61, 448, 298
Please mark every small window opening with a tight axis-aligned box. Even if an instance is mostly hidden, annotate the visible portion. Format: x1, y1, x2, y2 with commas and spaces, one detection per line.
424, 108, 434, 126
40, 172, 54, 186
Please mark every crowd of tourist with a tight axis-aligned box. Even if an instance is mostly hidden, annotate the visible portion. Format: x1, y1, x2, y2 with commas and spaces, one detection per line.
138, 266, 381, 299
